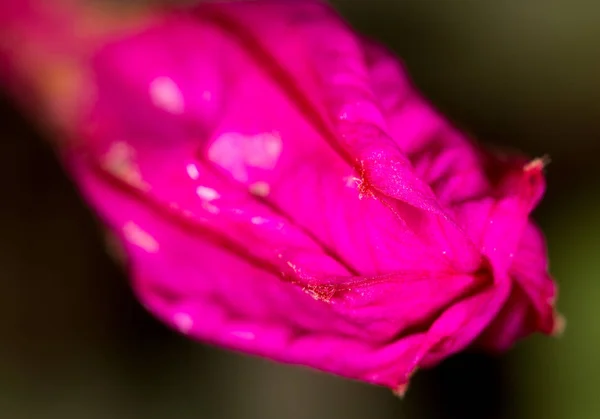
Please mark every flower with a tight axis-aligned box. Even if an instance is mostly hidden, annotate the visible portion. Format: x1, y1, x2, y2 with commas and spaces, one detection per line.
0, 0, 560, 391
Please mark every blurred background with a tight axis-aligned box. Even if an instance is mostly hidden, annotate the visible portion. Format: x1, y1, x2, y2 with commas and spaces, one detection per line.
1, 0, 598, 418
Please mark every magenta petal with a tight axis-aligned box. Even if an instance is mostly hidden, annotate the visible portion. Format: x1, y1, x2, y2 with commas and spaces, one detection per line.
1, 0, 560, 390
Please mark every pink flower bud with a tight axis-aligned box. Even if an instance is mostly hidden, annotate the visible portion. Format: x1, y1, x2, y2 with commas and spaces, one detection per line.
0, 0, 560, 391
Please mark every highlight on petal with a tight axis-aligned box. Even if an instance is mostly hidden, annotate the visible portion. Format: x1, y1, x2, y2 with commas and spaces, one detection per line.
0, 0, 560, 391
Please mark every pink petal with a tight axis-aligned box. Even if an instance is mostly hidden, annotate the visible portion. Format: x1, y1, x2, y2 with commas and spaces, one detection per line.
0, 0, 560, 390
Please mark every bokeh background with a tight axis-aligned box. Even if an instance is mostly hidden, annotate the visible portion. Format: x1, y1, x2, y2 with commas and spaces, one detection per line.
1, 1, 599, 418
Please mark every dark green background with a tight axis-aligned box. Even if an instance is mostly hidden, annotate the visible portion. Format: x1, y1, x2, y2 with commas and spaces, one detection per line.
1, 1, 598, 418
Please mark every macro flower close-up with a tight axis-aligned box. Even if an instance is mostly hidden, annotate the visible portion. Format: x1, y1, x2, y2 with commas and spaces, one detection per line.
10, 1, 600, 419
0, 0, 560, 393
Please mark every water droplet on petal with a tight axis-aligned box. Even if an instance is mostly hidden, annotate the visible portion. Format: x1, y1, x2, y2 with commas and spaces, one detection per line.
173, 312, 193, 334
202, 202, 220, 214
231, 330, 256, 341
123, 222, 159, 253
344, 176, 360, 188
103, 142, 149, 191
249, 181, 270, 197
149, 76, 184, 115
196, 185, 220, 201
251, 216, 268, 225
186, 163, 200, 180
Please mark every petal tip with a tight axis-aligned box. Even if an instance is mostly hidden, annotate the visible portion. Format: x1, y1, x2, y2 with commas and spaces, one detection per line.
524, 155, 551, 173
391, 367, 419, 398
392, 382, 409, 399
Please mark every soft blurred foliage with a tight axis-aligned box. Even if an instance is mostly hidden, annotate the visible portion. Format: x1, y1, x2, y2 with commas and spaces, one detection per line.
1, 1, 598, 418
